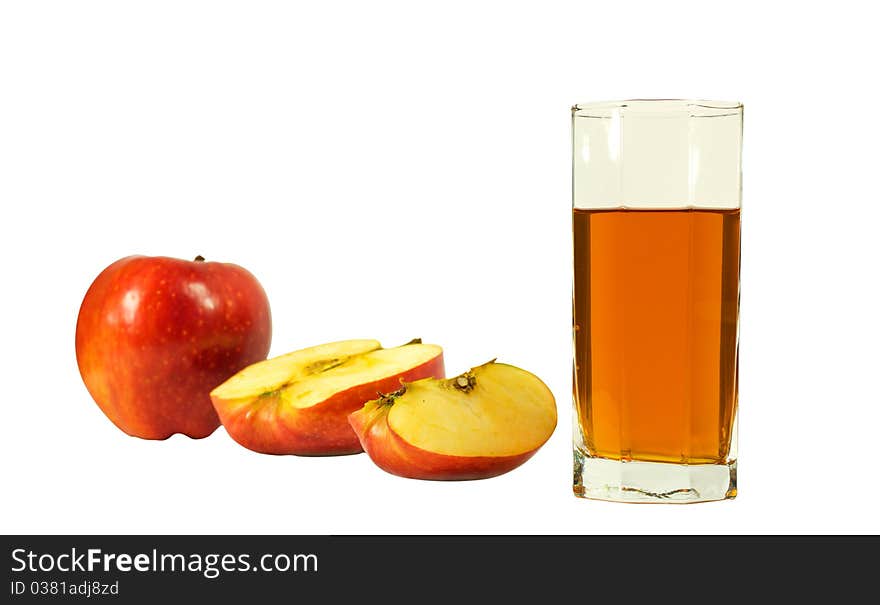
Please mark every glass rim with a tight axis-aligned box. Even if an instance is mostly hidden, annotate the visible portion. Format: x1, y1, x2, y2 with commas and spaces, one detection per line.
572, 99, 743, 118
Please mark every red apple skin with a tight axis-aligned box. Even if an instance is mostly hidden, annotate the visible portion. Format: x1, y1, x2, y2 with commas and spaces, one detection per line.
348, 404, 537, 481
212, 354, 444, 456
75, 255, 272, 440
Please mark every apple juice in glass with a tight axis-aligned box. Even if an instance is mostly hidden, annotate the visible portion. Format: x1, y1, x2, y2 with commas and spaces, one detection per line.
572, 100, 742, 503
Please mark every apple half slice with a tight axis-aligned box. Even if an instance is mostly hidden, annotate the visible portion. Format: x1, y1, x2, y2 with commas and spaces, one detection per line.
349, 361, 556, 480
210, 339, 444, 456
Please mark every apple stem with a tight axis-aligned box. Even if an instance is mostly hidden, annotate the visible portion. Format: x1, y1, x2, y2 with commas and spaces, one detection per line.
453, 371, 477, 393
194, 255, 205, 262
377, 386, 406, 407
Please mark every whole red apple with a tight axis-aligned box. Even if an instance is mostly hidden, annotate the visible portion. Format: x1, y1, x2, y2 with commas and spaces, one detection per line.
75, 255, 272, 439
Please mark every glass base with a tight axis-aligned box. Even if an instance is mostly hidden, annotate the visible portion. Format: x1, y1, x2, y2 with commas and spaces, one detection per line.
573, 449, 737, 504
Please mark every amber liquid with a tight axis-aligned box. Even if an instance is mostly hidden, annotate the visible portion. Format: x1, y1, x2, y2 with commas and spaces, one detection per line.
573, 208, 740, 464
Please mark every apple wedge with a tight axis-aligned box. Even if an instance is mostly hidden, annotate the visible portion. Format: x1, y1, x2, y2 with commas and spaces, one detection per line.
349, 361, 556, 480
210, 339, 444, 456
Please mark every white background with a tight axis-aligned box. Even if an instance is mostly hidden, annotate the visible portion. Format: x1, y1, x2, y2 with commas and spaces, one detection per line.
1, 1, 878, 535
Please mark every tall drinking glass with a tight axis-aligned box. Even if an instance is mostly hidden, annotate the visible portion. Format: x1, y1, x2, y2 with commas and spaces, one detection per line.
572, 99, 742, 503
